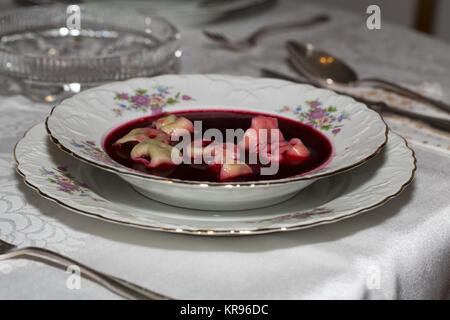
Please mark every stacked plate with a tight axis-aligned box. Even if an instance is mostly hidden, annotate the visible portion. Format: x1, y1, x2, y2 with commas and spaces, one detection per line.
14, 74, 416, 235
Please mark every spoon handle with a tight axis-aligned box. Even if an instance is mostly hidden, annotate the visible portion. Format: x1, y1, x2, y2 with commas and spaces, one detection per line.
260, 68, 450, 132
355, 78, 450, 114
349, 96, 450, 132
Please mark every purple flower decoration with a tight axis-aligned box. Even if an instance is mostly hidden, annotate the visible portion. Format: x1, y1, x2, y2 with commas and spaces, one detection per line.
58, 181, 78, 192
132, 94, 150, 106
278, 99, 349, 135
113, 87, 194, 115
148, 96, 166, 106
309, 109, 327, 120
42, 166, 103, 201
310, 101, 321, 108
86, 141, 96, 146
321, 117, 330, 124
332, 128, 341, 135
151, 106, 163, 115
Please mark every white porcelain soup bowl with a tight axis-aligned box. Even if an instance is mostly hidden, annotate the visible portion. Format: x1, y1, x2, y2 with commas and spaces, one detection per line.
46, 74, 387, 210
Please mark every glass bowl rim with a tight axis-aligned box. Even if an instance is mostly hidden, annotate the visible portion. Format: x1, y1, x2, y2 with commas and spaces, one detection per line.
0, 4, 180, 61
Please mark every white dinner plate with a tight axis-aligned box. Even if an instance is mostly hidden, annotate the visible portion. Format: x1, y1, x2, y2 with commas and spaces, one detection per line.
45, 74, 388, 210
15, 123, 415, 236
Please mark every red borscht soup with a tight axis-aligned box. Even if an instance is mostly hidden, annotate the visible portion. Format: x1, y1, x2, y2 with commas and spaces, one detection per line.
104, 110, 332, 182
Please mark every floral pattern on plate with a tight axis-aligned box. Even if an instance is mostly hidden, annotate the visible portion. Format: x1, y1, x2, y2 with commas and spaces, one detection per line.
42, 166, 103, 201
113, 86, 193, 116
70, 140, 120, 168
17, 123, 415, 235
278, 100, 350, 135
246, 207, 332, 224
45, 74, 388, 209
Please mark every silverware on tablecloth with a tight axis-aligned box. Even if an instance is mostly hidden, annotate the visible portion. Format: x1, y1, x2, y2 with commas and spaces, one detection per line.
0, 238, 172, 300
260, 68, 450, 132
285, 41, 450, 114
203, 14, 329, 51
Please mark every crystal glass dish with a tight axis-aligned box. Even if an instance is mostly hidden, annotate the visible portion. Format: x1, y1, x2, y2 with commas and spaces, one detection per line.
0, 5, 181, 102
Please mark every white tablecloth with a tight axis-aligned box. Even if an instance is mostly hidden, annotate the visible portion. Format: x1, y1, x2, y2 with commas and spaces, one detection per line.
1, 0, 449, 299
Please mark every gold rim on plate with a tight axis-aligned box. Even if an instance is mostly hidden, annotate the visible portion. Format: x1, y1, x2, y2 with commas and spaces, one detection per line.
15, 124, 415, 236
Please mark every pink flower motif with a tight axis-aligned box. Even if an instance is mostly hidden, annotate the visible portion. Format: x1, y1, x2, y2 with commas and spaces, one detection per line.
309, 109, 327, 120
132, 95, 150, 106
317, 117, 331, 126
58, 181, 78, 191
151, 106, 163, 115
86, 141, 96, 146
113, 88, 194, 116
310, 101, 321, 108
281, 100, 348, 136
332, 128, 341, 135
148, 95, 166, 106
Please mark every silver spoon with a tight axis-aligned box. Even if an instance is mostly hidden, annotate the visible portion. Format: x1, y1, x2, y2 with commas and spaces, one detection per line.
203, 15, 329, 51
260, 68, 450, 132
286, 41, 450, 113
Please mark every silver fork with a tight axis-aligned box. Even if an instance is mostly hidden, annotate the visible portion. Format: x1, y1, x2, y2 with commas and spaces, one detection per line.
203, 14, 329, 51
0, 238, 172, 300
